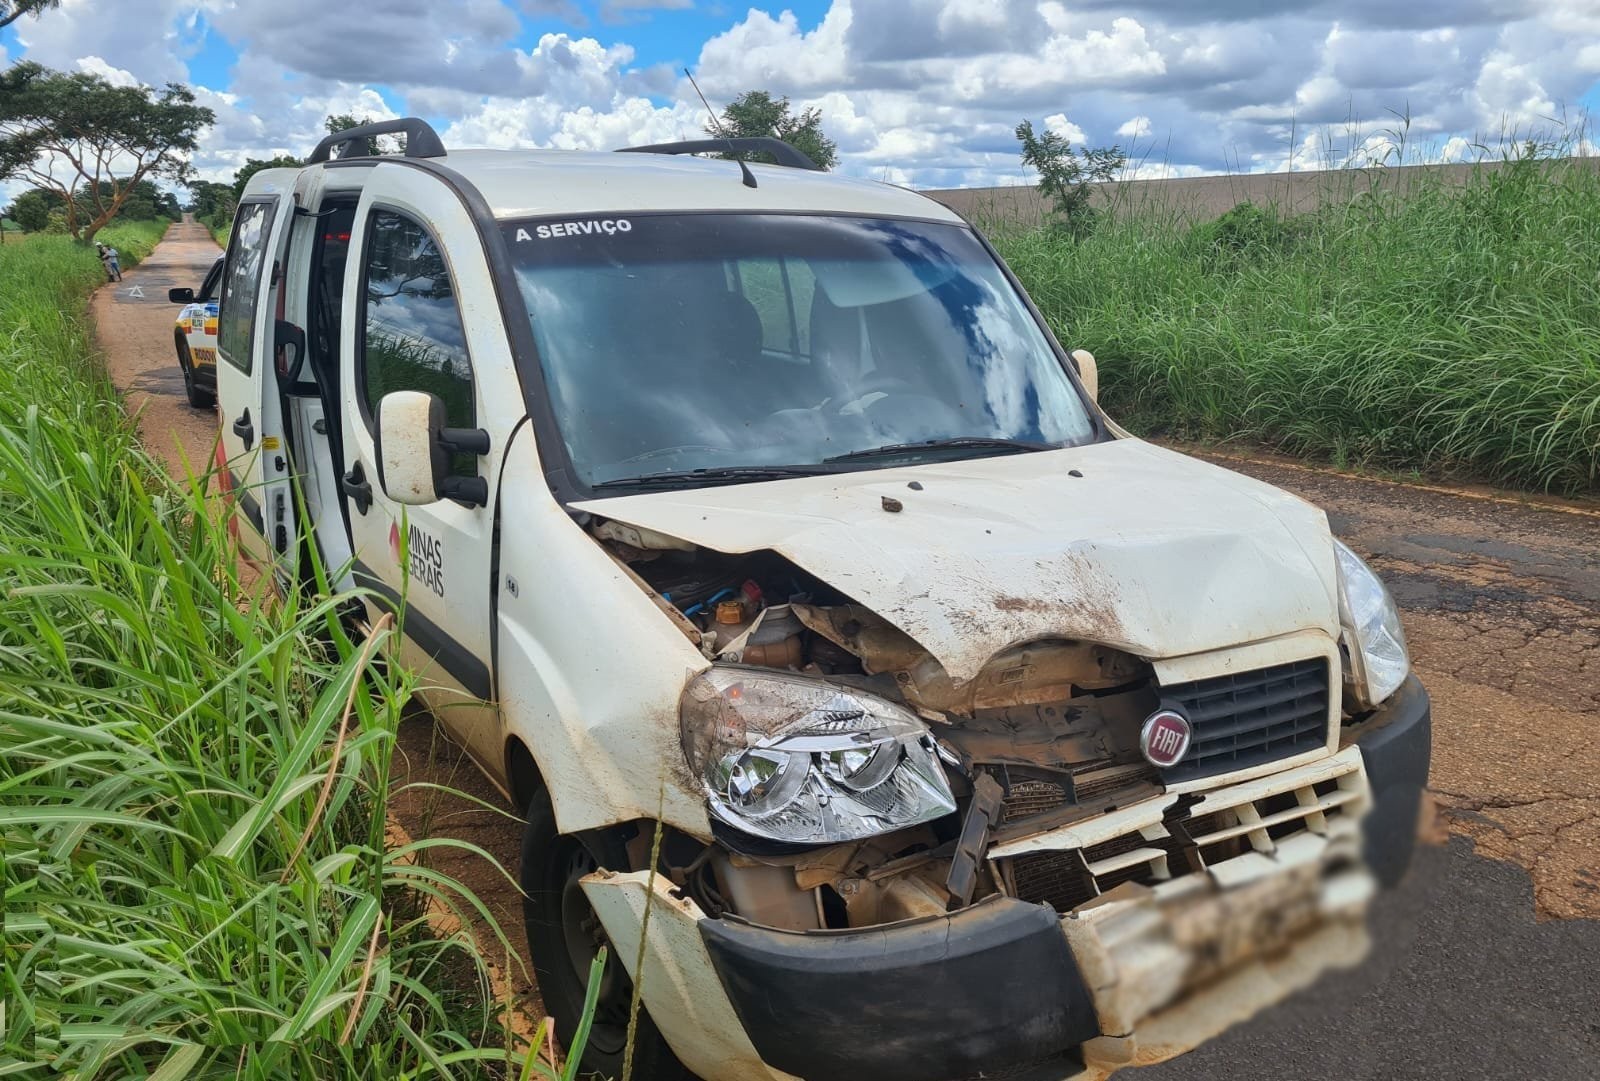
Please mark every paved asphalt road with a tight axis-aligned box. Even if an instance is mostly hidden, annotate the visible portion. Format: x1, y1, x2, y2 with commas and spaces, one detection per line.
1147, 837, 1600, 1079
106, 222, 1600, 1080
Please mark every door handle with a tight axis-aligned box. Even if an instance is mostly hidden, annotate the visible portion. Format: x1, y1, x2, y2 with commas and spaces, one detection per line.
232, 408, 254, 451
341, 461, 373, 515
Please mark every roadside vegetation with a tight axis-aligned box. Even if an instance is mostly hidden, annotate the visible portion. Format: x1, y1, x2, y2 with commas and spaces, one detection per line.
993, 146, 1600, 495
0, 221, 582, 1076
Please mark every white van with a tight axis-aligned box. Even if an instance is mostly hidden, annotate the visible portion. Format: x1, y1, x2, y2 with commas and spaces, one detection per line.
216, 119, 1431, 1081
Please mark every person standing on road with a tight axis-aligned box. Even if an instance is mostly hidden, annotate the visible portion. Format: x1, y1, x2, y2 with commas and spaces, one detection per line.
98, 243, 122, 282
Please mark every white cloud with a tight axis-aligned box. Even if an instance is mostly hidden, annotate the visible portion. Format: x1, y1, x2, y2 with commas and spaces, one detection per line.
1043, 114, 1088, 144
10, 0, 199, 86
4, 0, 1597, 193
696, 3, 854, 96
75, 56, 142, 87
1120, 161, 1208, 180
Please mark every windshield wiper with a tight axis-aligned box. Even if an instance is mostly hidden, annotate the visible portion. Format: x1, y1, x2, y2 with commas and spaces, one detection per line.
590, 465, 832, 491
824, 436, 1054, 465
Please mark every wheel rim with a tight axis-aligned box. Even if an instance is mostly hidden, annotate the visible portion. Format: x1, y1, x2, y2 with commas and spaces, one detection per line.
556, 843, 633, 1056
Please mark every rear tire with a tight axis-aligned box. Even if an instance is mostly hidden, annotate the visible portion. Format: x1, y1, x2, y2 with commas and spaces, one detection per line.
176, 338, 214, 409
520, 788, 695, 1081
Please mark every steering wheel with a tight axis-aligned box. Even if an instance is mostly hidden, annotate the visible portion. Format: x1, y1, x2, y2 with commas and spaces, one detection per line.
835, 372, 917, 416
856, 372, 917, 397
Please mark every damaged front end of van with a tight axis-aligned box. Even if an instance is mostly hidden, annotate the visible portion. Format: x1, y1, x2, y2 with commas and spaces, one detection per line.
566, 441, 1431, 1081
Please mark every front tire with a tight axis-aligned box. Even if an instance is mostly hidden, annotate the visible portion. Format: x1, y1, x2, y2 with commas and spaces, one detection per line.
520, 788, 694, 1081
176, 338, 214, 409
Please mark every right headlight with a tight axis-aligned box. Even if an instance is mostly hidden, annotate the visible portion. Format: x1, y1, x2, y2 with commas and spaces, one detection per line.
680, 666, 957, 846
1333, 539, 1410, 709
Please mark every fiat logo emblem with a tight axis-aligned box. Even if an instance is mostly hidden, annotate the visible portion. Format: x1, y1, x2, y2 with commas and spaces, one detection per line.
1140, 709, 1192, 769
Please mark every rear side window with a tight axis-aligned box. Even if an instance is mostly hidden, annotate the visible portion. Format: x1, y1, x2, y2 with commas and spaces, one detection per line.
361, 209, 476, 476
217, 200, 277, 373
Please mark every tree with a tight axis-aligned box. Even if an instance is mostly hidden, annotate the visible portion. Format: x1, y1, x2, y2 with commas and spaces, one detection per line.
233, 154, 304, 197
75, 178, 169, 221
7, 187, 61, 231
188, 180, 236, 224
1015, 119, 1126, 238
324, 114, 400, 157
0, 63, 213, 241
0, 0, 60, 31
706, 91, 838, 171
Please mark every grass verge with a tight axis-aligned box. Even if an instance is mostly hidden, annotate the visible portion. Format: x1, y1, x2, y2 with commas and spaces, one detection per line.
0, 225, 552, 1075
203, 216, 231, 249
993, 154, 1600, 495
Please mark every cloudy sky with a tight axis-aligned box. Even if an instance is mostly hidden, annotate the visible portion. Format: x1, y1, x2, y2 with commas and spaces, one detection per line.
2, 0, 1598, 202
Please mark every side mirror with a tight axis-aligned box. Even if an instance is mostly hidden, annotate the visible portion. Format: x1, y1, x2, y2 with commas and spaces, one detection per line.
169, 287, 195, 304
374, 390, 491, 507
1070, 349, 1098, 404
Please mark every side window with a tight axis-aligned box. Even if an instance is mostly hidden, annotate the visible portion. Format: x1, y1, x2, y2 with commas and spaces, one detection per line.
732, 257, 817, 358
217, 200, 277, 373
362, 210, 476, 477
197, 258, 224, 303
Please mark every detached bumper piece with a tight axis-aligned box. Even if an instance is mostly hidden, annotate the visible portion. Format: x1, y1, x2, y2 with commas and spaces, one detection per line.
1349, 674, 1432, 887
701, 896, 1100, 1081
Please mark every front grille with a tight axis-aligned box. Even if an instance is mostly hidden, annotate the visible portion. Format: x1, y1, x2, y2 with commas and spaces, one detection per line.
1005, 752, 1366, 913
1003, 779, 1069, 824
1160, 657, 1331, 782
1011, 849, 1097, 913
1000, 762, 1160, 826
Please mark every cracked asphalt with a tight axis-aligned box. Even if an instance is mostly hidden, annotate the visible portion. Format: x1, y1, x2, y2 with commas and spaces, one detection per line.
1149, 450, 1600, 1079
1198, 451, 1600, 924
103, 224, 1600, 1079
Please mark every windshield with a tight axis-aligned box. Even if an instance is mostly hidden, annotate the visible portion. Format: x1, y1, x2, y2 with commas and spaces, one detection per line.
504, 213, 1096, 488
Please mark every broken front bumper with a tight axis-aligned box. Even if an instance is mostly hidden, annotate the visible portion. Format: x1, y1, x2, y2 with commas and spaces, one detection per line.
585, 676, 1431, 1081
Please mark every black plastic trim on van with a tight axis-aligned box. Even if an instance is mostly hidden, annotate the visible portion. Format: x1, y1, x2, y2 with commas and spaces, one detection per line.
701, 895, 1099, 1081
352, 560, 492, 701
308, 118, 447, 164
229, 471, 264, 535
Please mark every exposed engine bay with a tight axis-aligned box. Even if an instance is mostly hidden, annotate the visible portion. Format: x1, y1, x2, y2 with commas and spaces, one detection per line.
591, 518, 1225, 934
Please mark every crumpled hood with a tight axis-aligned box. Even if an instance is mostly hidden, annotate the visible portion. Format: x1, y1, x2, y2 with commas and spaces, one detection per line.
573, 439, 1340, 683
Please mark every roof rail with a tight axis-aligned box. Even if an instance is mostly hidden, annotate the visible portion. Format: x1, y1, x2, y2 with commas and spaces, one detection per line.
617, 137, 821, 171
308, 118, 447, 164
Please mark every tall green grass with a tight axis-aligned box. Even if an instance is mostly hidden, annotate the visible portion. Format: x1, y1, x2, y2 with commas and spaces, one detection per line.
0, 229, 588, 1076
994, 154, 1600, 494
197, 213, 231, 249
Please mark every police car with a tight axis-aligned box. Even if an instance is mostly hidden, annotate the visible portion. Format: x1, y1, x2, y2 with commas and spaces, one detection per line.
217, 118, 1432, 1081
167, 254, 223, 408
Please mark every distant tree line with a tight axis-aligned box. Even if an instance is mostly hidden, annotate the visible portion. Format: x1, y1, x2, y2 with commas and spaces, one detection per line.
1, 66, 855, 242
185, 115, 388, 236
5, 179, 181, 234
